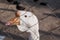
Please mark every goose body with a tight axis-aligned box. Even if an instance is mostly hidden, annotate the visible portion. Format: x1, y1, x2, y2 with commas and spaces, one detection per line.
17, 10, 40, 40
6, 10, 40, 40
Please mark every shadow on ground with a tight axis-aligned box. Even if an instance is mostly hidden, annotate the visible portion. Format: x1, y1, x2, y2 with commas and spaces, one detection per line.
0, 0, 48, 8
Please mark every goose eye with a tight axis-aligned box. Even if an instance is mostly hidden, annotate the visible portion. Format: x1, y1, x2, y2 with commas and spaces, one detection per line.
25, 15, 27, 17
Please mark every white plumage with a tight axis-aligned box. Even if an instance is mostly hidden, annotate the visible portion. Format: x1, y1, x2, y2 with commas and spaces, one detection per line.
17, 10, 40, 40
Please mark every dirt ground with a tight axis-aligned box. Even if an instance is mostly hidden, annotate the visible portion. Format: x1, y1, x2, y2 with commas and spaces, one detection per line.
0, 0, 60, 40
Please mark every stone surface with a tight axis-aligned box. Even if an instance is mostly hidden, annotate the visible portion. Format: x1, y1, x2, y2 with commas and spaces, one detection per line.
0, 0, 60, 40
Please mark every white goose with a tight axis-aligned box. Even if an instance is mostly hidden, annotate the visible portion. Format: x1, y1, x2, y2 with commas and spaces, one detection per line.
5, 10, 40, 40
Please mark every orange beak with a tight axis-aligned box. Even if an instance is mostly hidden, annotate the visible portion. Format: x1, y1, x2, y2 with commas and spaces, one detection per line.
5, 17, 20, 26
5, 11, 20, 26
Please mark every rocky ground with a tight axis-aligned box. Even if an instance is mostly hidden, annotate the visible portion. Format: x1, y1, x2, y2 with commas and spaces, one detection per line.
0, 0, 60, 40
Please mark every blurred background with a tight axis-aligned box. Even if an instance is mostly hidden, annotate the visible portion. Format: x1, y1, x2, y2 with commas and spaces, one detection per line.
0, 0, 60, 40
